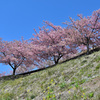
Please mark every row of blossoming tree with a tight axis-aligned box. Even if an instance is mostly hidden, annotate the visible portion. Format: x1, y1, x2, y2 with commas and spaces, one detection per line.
0, 9, 100, 76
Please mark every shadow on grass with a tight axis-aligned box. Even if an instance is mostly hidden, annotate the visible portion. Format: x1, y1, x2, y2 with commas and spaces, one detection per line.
0, 47, 100, 80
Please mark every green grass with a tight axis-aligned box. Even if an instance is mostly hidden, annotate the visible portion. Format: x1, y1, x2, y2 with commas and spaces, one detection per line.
0, 50, 100, 100
0, 92, 15, 100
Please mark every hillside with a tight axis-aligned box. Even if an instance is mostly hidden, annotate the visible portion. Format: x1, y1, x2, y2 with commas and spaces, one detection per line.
0, 51, 100, 100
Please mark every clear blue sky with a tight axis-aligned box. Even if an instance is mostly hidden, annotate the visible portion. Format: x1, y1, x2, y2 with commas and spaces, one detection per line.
0, 0, 100, 74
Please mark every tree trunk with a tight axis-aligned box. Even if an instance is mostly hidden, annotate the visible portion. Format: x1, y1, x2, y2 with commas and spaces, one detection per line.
54, 59, 59, 65
54, 56, 59, 65
13, 68, 16, 75
54, 54, 63, 65
86, 38, 90, 55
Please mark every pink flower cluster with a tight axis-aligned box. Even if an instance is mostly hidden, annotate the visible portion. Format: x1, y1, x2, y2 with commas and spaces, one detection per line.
0, 9, 100, 76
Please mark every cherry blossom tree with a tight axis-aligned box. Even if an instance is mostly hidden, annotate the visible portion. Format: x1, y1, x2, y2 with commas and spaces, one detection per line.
31, 21, 77, 64
66, 9, 100, 54
0, 9, 99, 76
0, 39, 38, 75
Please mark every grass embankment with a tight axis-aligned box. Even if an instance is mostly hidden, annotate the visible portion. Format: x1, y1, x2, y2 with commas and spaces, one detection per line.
0, 51, 100, 100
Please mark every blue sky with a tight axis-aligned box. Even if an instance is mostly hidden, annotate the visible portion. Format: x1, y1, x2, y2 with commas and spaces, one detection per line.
0, 0, 100, 74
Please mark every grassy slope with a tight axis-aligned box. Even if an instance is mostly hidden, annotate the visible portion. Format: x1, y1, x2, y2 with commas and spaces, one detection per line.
0, 51, 100, 100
